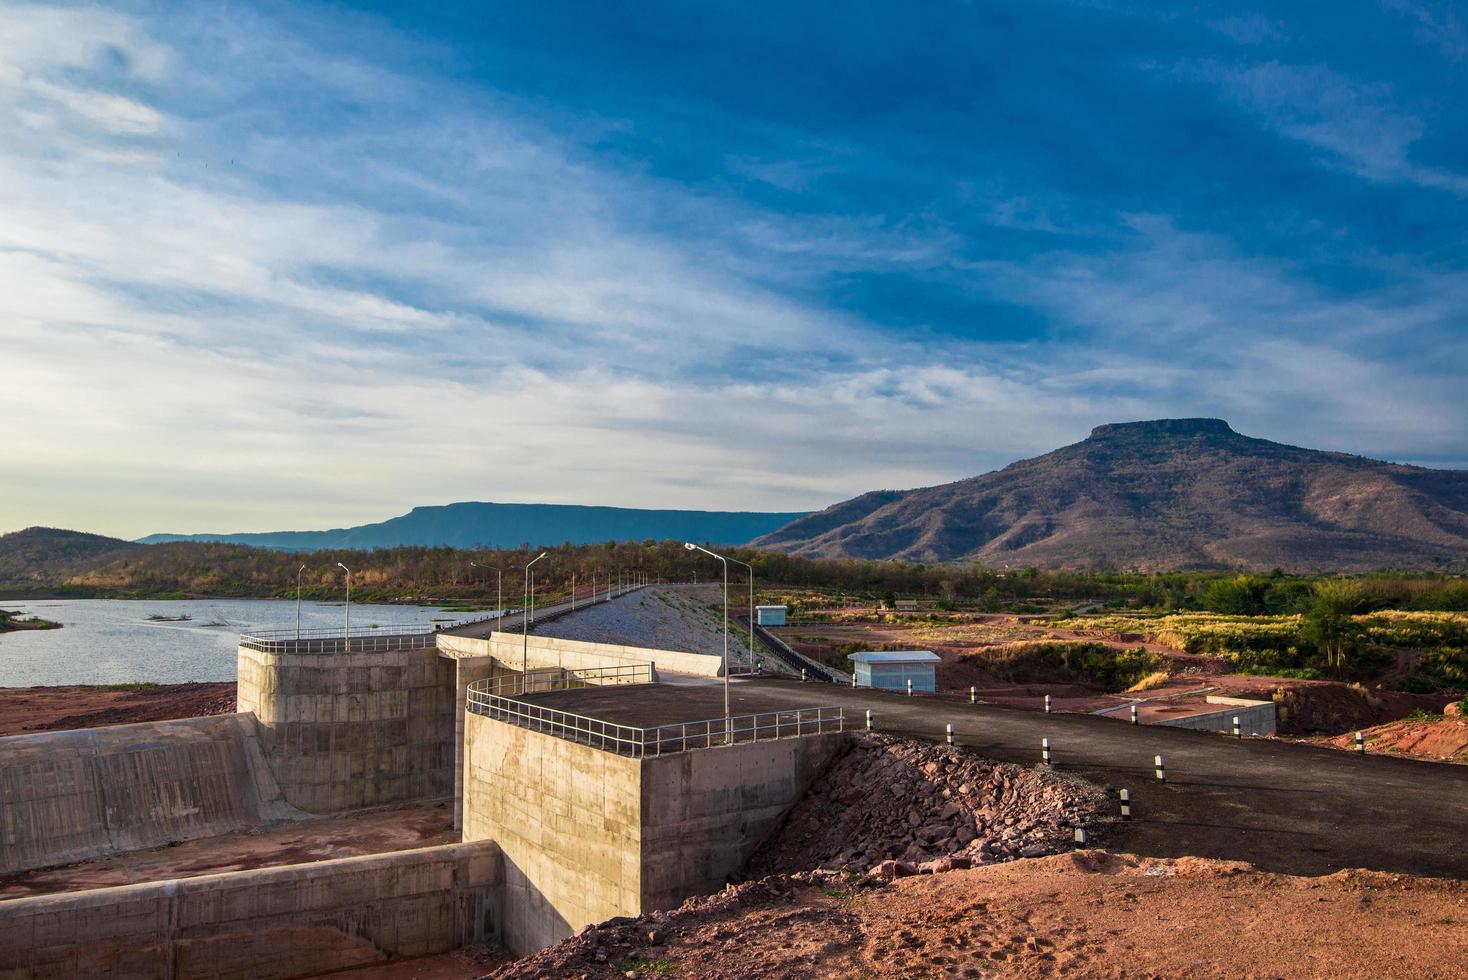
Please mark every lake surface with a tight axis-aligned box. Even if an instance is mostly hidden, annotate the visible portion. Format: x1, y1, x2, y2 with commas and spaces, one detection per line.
0, 599, 471, 687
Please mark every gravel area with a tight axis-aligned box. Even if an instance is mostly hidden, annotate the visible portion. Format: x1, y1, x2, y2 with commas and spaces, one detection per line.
534, 585, 775, 668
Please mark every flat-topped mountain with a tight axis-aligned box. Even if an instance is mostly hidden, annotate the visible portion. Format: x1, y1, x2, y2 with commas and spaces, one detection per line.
753, 419, 1468, 571
139, 501, 810, 552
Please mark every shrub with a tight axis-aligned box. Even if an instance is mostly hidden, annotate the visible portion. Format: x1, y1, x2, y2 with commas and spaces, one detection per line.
974, 642, 1167, 691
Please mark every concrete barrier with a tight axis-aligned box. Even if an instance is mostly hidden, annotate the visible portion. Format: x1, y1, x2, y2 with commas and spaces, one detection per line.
0, 714, 295, 876
462, 712, 846, 954
1156, 696, 1277, 736
437, 632, 723, 678
0, 841, 502, 979
237, 642, 457, 813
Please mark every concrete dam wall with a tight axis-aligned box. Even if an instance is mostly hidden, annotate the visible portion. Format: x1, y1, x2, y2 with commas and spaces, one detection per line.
238, 642, 456, 812
0, 714, 295, 876
0, 841, 501, 979
462, 710, 848, 954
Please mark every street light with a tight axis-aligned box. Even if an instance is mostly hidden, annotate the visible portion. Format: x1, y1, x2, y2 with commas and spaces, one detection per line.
336, 562, 352, 652
685, 542, 730, 742
726, 555, 755, 673
296, 564, 306, 641
523, 552, 547, 680
470, 561, 503, 626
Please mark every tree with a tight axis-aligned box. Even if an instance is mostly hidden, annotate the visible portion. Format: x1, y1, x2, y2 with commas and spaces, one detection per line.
1301, 580, 1364, 675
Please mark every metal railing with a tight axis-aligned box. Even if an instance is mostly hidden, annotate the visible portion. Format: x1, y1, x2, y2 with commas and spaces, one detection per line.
466, 678, 844, 758
481, 663, 655, 696
239, 626, 440, 654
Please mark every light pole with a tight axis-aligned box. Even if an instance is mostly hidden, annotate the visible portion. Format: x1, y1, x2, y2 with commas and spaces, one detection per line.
726, 555, 755, 672
470, 562, 503, 625
523, 552, 547, 680
685, 542, 730, 742
296, 564, 306, 641
336, 562, 352, 652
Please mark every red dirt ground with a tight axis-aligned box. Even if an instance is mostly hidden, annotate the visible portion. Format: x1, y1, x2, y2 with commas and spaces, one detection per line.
0, 801, 455, 897
0, 682, 236, 737
486, 851, 1468, 979
1323, 715, 1468, 763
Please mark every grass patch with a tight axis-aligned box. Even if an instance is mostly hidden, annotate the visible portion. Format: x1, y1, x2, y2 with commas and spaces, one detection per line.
1125, 670, 1172, 692
619, 955, 675, 974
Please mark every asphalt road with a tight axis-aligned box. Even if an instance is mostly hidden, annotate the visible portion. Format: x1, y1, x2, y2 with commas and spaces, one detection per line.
527, 677, 1468, 880
752, 678, 1468, 880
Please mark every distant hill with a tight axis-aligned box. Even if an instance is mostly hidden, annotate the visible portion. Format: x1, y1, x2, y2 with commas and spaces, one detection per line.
0, 527, 142, 582
753, 419, 1468, 571
139, 501, 811, 552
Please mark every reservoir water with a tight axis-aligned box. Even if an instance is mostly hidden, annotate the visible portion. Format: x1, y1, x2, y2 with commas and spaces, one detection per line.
0, 598, 469, 687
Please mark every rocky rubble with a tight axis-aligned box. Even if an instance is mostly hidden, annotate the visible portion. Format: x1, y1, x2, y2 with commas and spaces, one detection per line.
487, 870, 867, 980
743, 733, 1111, 878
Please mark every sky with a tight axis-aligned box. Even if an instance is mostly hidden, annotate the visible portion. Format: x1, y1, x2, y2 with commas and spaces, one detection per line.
2, 0, 1466, 539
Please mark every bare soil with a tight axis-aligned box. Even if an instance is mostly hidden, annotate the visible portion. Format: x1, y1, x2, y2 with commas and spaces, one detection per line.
0, 801, 455, 898
0, 682, 236, 737
1323, 716, 1468, 763
490, 852, 1468, 979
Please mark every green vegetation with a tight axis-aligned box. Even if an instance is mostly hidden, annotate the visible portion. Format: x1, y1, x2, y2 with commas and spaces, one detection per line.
0, 609, 61, 632
1054, 607, 1467, 690
966, 642, 1167, 690
618, 955, 675, 975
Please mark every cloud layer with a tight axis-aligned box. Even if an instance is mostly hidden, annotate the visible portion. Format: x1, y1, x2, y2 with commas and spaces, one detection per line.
2, 1, 1465, 538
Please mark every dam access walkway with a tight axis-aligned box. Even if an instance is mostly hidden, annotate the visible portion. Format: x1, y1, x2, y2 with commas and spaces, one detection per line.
523, 676, 1468, 881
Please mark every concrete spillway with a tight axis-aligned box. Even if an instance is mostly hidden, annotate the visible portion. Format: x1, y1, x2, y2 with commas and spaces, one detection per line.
0, 714, 297, 876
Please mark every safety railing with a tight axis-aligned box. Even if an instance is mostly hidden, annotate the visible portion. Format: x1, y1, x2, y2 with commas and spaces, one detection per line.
239, 627, 440, 654
466, 679, 844, 758
481, 663, 655, 696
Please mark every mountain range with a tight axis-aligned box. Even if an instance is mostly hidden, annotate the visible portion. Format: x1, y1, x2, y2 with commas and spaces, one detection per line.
9, 419, 1468, 575
752, 419, 1468, 571
138, 501, 809, 552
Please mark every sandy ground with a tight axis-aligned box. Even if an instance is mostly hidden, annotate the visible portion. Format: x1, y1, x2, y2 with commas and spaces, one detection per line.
488, 851, 1468, 979
0, 681, 236, 737
0, 801, 454, 897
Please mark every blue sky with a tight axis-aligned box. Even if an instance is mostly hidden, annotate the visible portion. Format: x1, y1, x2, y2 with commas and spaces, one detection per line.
2, 1, 1466, 537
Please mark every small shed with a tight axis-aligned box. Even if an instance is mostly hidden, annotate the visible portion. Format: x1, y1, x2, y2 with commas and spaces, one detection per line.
756, 605, 787, 627
848, 651, 941, 692
894, 599, 920, 612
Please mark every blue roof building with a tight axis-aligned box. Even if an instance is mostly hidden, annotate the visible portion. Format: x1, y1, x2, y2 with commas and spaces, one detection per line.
848, 650, 941, 692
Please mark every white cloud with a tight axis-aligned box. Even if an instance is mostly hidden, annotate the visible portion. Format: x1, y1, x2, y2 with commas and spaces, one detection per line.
1205, 60, 1468, 194
0, 3, 1463, 540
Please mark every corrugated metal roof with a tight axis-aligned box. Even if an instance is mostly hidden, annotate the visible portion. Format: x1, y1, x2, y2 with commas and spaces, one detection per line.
847, 650, 941, 664
755, 605, 786, 610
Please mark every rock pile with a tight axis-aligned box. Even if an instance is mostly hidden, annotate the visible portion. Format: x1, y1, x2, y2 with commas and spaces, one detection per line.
489, 870, 863, 980
743, 733, 1110, 878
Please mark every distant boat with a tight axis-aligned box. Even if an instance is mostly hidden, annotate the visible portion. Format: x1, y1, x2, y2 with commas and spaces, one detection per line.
146, 613, 192, 622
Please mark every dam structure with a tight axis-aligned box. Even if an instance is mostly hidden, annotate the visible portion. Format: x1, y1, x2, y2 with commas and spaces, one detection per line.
0, 584, 849, 976
4, 583, 1464, 976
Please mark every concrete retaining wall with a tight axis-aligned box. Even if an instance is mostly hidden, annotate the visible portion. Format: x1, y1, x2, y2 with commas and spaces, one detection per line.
237, 642, 456, 812
437, 632, 723, 678
463, 712, 845, 955
639, 732, 849, 912
1157, 696, 1277, 736
0, 841, 502, 980
0, 714, 294, 876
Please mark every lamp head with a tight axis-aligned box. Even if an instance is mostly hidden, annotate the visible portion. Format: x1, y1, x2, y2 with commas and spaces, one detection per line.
684, 542, 695, 551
